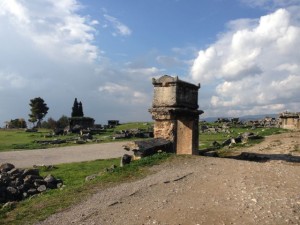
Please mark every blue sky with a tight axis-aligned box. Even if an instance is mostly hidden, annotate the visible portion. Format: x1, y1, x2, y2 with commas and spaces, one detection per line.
0, 0, 299, 126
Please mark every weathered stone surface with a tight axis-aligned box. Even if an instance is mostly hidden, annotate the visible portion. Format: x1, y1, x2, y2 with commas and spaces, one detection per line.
123, 138, 172, 158
149, 75, 203, 155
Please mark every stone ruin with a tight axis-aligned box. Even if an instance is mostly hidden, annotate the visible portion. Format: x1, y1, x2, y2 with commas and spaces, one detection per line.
149, 75, 203, 155
0, 163, 63, 204
279, 112, 300, 130
124, 75, 202, 158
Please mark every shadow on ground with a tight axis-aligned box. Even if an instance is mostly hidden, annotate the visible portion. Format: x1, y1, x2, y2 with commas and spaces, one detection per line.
224, 152, 300, 163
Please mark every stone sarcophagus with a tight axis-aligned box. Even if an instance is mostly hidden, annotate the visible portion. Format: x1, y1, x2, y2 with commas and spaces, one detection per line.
149, 75, 203, 155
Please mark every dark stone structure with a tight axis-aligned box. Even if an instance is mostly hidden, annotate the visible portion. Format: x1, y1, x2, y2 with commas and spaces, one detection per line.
69, 117, 95, 130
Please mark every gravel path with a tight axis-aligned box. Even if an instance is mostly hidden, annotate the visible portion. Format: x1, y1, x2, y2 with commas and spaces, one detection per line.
0, 142, 128, 168
37, 131, 300, 225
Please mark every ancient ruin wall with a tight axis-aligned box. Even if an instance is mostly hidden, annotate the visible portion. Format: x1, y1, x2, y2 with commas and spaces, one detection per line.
149, 75, 202, 155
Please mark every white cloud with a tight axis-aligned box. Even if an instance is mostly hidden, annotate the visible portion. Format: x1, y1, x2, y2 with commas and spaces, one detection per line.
98, 82, 148, 104
103, 14, 132, 37
0, 1, 152, 126
0, 0, 98, 63
0, 71, 27, 90
190, 8, 300, 117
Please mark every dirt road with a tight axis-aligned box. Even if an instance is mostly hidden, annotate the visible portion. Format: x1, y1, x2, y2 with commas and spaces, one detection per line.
38, 131, 300, 225
0, 142, 128, 168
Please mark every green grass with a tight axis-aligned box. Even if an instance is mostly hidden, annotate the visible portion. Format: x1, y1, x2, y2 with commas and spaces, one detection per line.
0, 152, 172, 225
0, 123, 154, 152
199, 126, 286, 150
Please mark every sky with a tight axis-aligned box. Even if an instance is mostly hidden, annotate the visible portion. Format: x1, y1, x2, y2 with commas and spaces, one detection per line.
0, 0, 299, 126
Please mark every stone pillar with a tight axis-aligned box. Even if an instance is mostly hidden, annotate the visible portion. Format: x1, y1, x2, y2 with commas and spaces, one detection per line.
149, 75, 203, 155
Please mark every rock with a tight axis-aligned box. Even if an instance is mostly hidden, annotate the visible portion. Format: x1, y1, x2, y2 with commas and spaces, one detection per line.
0, 163, 15, 173
2, 201, 17, 210
120, 154, 132, 167
27, 188, 38, 196
34, 179, 47, 187
123, 138, 172, 158
222, 139, 232, 146
85, 174, 97, 182
37, 185, 47, 192
44, 174, 56, 183
56, 179, 63, 188
22, 169, 40, 177
203, 151, 218, 157
7, 168, 22, 176
24, 175, 43, 184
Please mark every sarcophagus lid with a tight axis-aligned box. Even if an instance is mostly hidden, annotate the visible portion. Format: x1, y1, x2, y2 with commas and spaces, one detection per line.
152, 75, 200, 110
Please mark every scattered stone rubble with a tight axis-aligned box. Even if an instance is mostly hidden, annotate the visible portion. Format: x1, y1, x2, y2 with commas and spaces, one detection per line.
200, 132, 263, 156
200, 117, 280, 134
123, 138, 172, 160
0, 163, 63, 204
112, 129, 153, 140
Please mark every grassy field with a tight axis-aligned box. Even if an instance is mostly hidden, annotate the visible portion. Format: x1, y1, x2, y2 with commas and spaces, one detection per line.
0, 153, 172, 225
199, 125, 286, 150
0, 122, 153, 152
0, 122, 285, 152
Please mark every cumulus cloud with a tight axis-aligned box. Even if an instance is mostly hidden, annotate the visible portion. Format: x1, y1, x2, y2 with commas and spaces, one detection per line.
190, 8, 300, 117
0, 0, 98, 63
98, 82, 148, 104
0, 0, 151, 125
103, 14, 132, 37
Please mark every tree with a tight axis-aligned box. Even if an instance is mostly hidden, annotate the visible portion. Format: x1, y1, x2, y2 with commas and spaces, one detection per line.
71, 98, 84, 117
29, 97, 49, 127
7, 118, 27, 128
41, 117, 57, 129
71, 98, 79, 117
57, 115, 69, 128
78, 101, 84, 117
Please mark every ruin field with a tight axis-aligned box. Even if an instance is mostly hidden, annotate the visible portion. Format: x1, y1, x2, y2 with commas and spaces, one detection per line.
0, 122, 152, 152
1, 130, 299, 225
0, 123, 284, 152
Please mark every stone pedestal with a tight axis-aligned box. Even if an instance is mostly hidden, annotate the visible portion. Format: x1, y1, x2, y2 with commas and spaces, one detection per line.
149, 75, 203, 155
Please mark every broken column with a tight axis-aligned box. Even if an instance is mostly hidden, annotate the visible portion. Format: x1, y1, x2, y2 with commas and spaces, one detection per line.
149, 75, 203, 155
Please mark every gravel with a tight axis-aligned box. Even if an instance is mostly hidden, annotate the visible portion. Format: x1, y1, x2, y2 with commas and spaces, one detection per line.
0, 142, 128, 168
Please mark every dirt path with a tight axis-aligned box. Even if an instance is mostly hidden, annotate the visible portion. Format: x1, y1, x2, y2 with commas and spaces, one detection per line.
38, 131, 300, 225
0, 142, 128, 168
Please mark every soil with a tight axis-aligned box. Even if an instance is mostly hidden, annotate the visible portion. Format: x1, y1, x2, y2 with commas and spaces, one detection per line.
38, 130, 300, 225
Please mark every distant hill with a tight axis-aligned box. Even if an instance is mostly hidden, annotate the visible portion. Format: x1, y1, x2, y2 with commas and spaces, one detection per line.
202, 114, 278, 122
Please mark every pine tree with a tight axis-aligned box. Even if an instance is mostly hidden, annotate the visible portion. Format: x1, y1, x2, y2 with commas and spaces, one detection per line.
28, 97, 49, 127
71, 98, 79, 117
71, 98, 84, 117
78, 101, 84, 117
